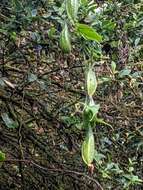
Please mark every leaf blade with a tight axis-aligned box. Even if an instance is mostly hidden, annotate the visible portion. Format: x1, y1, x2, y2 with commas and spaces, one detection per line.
77, 23, 102, 42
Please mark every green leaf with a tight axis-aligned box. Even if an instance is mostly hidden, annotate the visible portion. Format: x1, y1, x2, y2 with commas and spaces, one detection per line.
1, 113, 18, 129
12, 0, 22, 10
103, 20, 116, 31
134, 38, 140, 47
105, 163, 123, 174
96, 118, 113, 129
76, 122, 83, 130
118, 69, 131, 78
87, 104, 100, 121
111, 61, 116, 73
82, 126, 95, 166
48, 27, 56, 39
123, 174, 143, 183
0, 29, 7, 35
98, 77, 112, 84
76, 23, 102, 42
28, 73, 38, 82
94, 150, 106, 164
0, 151, 6, 162
80, 0, 88, 6
131, 71, 142, 78
83, 100, 100, 126
87, 97, 100, 117
10, 32, 17, 41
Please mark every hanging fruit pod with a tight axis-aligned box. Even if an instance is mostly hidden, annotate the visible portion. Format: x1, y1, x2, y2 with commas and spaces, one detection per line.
66, 0, 79, 24
59, 23, 71, 53
87, 67, 97, 96
82, 126, 95, 166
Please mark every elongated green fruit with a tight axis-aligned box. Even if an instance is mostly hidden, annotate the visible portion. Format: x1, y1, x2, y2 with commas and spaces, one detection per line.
87, 67, 97, 96
66, 0, 79, 24
60, 23, 71, 53
82, 126, 95, 166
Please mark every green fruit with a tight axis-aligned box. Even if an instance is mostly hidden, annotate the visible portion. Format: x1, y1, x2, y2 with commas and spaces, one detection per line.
82, 126, 95, 166
87, 67, 97, 96
60, 24, 71, 53
66, 0, 79, 24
